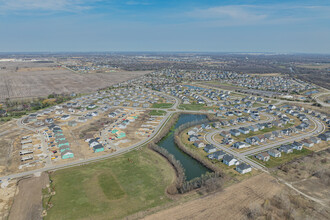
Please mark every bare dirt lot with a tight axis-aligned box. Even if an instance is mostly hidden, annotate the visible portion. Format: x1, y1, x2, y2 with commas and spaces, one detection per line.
0, 61, 149, 101
275, 148, 330, 207
8, 172, 49, 220
144, 173, 283, 220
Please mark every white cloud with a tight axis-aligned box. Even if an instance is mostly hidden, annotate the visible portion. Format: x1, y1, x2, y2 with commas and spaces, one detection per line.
0, 0, 94, 13
186, 4, 330, 26
190, 5, 267, 22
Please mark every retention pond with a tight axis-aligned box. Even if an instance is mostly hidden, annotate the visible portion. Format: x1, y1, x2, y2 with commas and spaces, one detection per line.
158, 114, 211, 181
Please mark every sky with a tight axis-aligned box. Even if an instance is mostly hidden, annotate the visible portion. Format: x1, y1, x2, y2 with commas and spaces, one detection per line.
0, 0, 329, 53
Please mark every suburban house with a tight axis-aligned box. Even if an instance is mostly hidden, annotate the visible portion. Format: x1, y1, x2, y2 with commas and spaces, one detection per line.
204, 144, 217, 153
278, 145, 293, 154
222, 137, 234, 145
187, 127, 200, 136
318, 133, 330, 141
256, 134, 266, 143
189, 135, 199, 142
272, 130, 282, 138
302, 139, 314, 147
291, 141, 303, 150
236, 163, 252, 174
245, 137, 259, 145
257, 123, 265, 130
61, 149, 74, 159
193, 141, 206, 148
93, 144, 104, 153
309, 137, 321, 144
207, 150, 226, 160
268, 149, 281, 157
220, 131, 231, 138
238, 127, 250, 134
272, 121, 283, 127
256, 152, 270, 161
222, 154, 239, 166
265, 132, 275, 140
249, 125, 259, 132
230, 129, 240, 137
233, 142, 249, 149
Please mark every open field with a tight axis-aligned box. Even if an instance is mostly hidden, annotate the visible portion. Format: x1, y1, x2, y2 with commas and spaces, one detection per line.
151, 103, 173, 108
144, 173, 283, 220
296, 63, 330, 70
44, 147, 175, 220
0, 62, 149, 101
8, 173, 49, 220
149, 110, 166, 116
274, 148, 330, 207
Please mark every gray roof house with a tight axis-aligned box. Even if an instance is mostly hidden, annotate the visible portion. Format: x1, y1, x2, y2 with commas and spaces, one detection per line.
207, 150, 226, 160
268, 149, 281, 157
204, 144, 217, 153
236, 163, 252, 174
222, 154, 239, 166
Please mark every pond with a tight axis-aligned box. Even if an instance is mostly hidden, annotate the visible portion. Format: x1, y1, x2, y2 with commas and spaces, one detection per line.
158, 114, 211, 181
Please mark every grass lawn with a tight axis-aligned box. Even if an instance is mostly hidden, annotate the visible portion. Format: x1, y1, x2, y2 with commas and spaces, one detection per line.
151, 103, 173, 108
249, 148, 313, 168
178, 104, 216, 111
45, 148, 175, 220
149, 110, 166, 116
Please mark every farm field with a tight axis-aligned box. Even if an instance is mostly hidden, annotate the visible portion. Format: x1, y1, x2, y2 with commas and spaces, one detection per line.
144, 173, 283, 220
45, 147, 175, 220
0, 61, 149, 101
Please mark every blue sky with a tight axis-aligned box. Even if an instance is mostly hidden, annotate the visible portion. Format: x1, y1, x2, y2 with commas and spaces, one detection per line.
0, 0, 329, 53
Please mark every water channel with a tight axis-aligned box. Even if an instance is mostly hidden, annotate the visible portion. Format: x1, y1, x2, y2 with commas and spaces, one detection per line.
158, 114, 211, 181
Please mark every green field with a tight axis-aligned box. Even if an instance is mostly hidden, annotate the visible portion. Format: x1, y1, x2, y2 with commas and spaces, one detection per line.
45, 148, 175, 220
178, 104, 216, 111
149, 110, 167, 116
151, 103, 173, 108
249, 148, 313, 168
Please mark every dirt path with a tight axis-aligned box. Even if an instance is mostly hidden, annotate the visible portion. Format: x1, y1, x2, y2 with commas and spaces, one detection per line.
144, 173, 283, 220
8, 173, 49, 220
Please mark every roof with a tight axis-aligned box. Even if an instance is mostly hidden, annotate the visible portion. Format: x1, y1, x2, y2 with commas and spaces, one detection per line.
237, 163, 251, 170
61, 149, 74, 156
223, 154, 235, 162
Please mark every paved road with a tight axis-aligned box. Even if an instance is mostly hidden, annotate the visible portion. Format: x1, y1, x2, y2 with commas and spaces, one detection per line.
205, 114, 325, 170
0, 109, 175, 181
241, 115, 325, 156
205, 113, 276, 170
313, 92, 330, 107
3, 88, 326, 180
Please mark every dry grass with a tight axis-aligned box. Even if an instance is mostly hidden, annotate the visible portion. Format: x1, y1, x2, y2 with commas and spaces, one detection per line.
0, 62, 149, 101
143, 173, 283, 220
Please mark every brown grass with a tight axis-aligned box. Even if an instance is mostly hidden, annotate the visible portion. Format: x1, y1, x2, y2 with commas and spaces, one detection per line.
143, 173, 283, 220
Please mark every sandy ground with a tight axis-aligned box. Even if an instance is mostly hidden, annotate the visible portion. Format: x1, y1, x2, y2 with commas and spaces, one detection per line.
144, 173, 283, 220
8, 172, 49, 220
0, 181, 17, 220
0, 62, 149, 101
